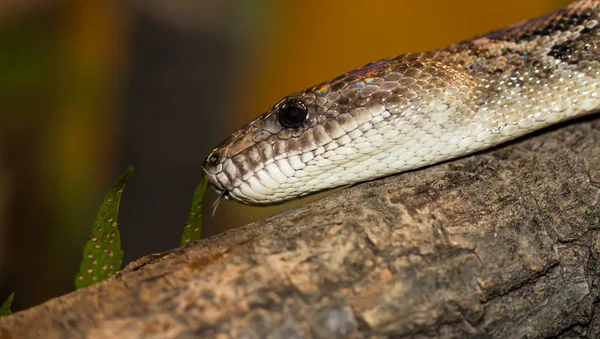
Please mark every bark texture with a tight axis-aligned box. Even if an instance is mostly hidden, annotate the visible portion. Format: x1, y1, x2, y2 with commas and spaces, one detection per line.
1, 117, 600, 339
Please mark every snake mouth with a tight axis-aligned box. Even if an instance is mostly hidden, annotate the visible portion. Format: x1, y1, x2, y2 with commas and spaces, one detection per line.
202, 162, 229, 196
206, 177, 229, 198
214, 188, 230, 200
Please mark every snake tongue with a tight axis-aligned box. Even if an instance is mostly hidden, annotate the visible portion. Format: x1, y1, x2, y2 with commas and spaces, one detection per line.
211, 190, 229, 217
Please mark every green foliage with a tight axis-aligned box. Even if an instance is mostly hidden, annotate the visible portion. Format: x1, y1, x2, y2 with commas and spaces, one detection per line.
75, 167, 133, 289
180, 176, 208, 246
0, 292, 14, 317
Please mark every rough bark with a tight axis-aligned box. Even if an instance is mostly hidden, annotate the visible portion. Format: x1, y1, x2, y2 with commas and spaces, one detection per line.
1, 117, 600, 339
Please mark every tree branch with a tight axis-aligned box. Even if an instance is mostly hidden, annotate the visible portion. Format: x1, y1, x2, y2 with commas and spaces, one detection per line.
2, 117, 600, 338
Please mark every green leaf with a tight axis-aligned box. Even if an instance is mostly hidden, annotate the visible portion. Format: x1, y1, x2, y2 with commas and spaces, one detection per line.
180, 176, 208, 246
75, 167, 133, 289
0, 292, 14, 317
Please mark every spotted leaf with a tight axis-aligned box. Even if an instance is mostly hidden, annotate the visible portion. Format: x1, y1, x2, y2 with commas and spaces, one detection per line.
180, 176, 208, 246
75, 167, 132, 289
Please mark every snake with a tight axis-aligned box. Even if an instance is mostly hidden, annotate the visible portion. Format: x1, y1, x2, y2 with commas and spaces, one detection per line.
203, 0, 600, 206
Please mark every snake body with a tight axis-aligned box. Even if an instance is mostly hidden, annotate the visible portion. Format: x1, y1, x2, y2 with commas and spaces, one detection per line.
203, 0, 600, 205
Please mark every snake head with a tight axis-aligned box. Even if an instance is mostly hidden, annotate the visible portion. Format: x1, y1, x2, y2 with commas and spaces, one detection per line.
203, 55, 473, 205
202, 90, 327, 205
202, 58, 401, 205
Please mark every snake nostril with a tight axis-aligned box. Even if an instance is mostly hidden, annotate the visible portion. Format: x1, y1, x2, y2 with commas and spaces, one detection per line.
204, 150, 221, 169
208, 153, 220, 165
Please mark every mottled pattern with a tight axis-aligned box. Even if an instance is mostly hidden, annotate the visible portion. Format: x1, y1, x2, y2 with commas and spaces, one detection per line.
204, 0, 600, 205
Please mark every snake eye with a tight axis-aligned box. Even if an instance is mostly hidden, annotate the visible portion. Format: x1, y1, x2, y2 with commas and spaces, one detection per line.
278, 99, 307, 128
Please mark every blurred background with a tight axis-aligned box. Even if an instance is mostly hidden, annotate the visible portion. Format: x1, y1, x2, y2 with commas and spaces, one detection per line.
0, 0, 570, 312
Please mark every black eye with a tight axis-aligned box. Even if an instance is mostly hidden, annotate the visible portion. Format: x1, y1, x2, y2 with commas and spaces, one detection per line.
208, 153, 219, 165
278, 99, 307, 128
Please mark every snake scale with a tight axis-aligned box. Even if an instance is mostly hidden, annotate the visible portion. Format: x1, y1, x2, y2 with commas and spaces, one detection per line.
203, 0, 600, 205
